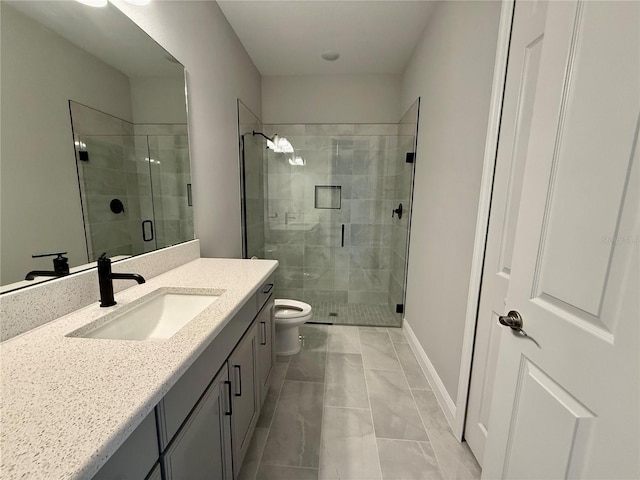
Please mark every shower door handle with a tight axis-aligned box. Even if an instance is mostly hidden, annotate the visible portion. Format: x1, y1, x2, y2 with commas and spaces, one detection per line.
142, 220, 154, 242
341, 224, 345, 247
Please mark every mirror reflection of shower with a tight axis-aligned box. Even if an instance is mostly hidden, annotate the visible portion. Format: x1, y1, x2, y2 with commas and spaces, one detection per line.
238, 99, 420, 328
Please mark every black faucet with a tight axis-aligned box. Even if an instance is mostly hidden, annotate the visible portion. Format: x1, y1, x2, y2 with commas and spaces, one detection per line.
25, 252, 70, 280
97, 253, 145, 307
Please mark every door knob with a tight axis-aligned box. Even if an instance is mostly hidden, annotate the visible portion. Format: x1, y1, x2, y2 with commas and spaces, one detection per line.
499, 310, 539, 346
498, 310, 523, 331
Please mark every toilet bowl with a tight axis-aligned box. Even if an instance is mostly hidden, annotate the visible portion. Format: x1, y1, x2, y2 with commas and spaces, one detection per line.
274, 299, 312, 356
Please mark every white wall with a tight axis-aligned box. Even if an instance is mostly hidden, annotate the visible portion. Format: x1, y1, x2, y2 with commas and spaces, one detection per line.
130, 76, 188, 124
113, 0, 262, 259
401, 1, 501, 401
262, 74, 401, 124
0, 4, 133, 285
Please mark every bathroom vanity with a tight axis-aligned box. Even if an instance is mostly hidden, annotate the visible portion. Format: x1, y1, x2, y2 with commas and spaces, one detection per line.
0, 257, 278, 480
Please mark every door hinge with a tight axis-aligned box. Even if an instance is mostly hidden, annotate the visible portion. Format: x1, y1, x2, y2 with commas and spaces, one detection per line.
405, 152, 415, 164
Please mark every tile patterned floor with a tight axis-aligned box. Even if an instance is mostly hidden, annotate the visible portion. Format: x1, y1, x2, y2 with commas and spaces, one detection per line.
310, 303, 402, 327
239, 325, 481, 480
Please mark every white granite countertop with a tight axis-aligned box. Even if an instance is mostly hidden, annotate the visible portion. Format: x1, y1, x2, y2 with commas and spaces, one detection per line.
0, 258, 278, 480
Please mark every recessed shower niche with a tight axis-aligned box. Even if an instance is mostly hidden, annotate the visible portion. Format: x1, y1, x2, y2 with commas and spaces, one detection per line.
238, 99, 420, 327
315, 186, 342, 209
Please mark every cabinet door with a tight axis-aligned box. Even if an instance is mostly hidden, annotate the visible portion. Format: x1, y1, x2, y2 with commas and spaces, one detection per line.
257, 298, 274, 404
162, 365, 233, 480
229, 322, 259, 473
145, 464, 162, 480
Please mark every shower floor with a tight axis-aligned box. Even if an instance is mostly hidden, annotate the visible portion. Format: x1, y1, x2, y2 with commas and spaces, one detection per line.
309, 302, 402, 327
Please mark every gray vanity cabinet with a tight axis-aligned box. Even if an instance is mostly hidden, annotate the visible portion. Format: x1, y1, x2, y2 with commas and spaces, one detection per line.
257, 298, 275, 403
161, 364, 233, 480
92, 411, 159, 480
92, 279, 275, 480
229, 321, 260, 471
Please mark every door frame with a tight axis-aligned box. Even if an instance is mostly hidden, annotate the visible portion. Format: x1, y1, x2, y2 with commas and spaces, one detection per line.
452, 0, 515, 440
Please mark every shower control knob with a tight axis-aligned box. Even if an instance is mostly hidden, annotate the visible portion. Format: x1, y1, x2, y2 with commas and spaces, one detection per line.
392, 203, 403, 219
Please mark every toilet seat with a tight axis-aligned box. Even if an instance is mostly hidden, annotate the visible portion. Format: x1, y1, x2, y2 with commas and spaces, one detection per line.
274, 299, 312, 323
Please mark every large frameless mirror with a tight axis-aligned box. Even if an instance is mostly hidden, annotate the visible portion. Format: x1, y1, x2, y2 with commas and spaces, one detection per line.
0, 1, 194, 292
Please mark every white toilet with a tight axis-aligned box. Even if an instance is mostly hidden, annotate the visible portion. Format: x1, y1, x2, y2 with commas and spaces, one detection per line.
274, 299, 313, 356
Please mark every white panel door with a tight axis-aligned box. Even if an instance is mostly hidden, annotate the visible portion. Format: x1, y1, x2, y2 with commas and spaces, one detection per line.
483, 1, 639, 478
465, 0, 548, 464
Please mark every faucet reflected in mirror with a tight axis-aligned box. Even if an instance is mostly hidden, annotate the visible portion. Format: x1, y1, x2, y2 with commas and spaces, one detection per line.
284, 212, 297, 225
25, 253, 70, 280
97, 253, 146, 307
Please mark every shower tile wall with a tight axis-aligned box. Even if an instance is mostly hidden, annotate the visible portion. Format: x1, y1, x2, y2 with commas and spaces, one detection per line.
262, 124, 403, 319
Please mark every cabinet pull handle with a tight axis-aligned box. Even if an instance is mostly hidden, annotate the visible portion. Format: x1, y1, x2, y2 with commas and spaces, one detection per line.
234, 365, 242, 396
224, 381, 232, 416
260, 321, 267, 346
262, 283, 274, 294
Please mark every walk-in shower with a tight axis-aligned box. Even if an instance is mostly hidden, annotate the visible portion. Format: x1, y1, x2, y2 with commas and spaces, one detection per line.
238, 99, 419, 327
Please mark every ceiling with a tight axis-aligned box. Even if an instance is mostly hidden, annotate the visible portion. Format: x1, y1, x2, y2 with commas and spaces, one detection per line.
8, 1, 184, 78
217, 1, 436, 76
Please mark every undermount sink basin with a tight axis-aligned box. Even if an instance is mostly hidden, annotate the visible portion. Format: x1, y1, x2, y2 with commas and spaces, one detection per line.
70, 289, 221, 341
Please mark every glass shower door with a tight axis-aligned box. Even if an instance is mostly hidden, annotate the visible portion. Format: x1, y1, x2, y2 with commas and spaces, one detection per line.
238, 100, 266, 259
75, 134, 156, 261
147, 134, 193, 250
238, 107, 420, 327
386, 99, 420, 319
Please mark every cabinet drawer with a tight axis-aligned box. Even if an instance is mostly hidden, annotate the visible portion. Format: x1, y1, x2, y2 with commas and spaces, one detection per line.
92, 411, 158, 480
256, 276, 274, 312
156, 294, 257, 450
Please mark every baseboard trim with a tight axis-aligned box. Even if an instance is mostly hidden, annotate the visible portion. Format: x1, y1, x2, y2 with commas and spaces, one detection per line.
403, 319, 458, 435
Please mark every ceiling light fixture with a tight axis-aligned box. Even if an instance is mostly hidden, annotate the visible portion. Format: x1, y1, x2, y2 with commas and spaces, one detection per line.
321, 51, 340, 61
